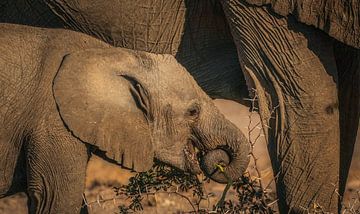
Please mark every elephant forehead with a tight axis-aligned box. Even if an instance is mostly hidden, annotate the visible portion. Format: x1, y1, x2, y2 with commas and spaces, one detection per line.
156, 58, 201, 90
155, 80, 199, 102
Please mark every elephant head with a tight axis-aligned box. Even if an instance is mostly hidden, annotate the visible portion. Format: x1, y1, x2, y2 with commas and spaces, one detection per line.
52, 48, 249, 182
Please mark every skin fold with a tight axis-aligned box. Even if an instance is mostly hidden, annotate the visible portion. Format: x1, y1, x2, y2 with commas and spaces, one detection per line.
0, 0, 359, 213
0, 24, 250, 213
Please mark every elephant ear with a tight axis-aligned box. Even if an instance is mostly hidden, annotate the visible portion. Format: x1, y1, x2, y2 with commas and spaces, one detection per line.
52, 50, 154, 172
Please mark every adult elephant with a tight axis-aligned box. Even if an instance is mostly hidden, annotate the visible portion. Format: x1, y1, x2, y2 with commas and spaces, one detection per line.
1, 0, 359, 213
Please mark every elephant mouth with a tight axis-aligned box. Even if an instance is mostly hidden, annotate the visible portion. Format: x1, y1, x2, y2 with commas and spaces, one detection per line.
183, 140, 202, 174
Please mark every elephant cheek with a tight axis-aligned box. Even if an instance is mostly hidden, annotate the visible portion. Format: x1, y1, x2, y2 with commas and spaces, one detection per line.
154, 144, 187, 170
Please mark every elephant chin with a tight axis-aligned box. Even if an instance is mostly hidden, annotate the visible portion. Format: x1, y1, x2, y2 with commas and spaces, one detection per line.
200, 148, 246, 183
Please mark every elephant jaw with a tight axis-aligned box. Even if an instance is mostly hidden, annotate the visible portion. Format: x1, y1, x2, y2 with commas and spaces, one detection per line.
153, 140, 201, 175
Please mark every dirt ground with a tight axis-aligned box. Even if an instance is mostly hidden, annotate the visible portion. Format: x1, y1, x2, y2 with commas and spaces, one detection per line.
0, 100, 359, 213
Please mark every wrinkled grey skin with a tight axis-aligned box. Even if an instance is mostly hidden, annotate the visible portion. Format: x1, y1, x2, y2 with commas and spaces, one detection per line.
1, 0, 359, 213
0, 24, 249, 214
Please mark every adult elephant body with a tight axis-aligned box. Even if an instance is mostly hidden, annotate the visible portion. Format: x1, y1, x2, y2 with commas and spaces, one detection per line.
0, 24, 250, 213
0, 0, 248, 103
1, 0, 359, 213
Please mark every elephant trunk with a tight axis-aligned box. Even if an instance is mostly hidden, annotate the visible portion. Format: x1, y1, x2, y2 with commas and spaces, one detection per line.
194, 110, 250, 183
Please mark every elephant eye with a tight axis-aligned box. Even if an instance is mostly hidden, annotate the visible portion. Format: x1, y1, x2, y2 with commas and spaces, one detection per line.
186, 103, 200, 119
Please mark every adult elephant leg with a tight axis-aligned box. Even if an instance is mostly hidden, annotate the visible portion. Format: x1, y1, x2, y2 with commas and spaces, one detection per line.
26, 127, 89, 214
221, 1, 340, 213
176, 0, 248, 104
334, 43, 360, 201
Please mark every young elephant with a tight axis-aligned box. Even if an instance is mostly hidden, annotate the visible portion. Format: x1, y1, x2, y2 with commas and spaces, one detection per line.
0, 23, 250, 213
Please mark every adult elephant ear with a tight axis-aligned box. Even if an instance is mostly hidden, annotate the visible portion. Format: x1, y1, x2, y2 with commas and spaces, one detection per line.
243, 0, 360, 48
52, 49, 154, 172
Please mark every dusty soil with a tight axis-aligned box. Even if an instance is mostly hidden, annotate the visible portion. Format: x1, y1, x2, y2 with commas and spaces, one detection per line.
0, 100, 359, 213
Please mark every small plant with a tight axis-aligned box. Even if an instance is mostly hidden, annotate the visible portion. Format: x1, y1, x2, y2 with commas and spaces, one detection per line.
114, 160, 204, 213
113, 160, 276, 213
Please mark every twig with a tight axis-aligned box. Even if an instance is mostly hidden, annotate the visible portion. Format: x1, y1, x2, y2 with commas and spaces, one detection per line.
215, 180, 233, 209
247, 91, 264, 191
